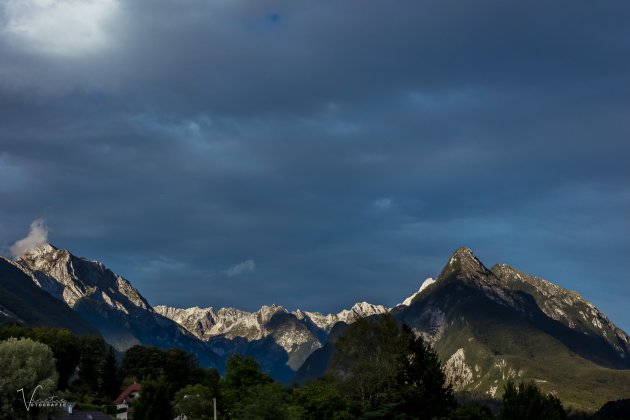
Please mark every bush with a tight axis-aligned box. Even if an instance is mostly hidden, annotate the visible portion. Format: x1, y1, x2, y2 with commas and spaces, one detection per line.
500, 381, 566, 420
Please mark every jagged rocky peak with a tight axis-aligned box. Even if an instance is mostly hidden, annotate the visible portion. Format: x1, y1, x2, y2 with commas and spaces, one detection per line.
154, 305, 212, 321
258, 304, 288, 322
348, 301, 388, 317
21, 242, 57, 255
158, 299, 389, 344
433, 248, 525, 311
293, 309, 307, 320
330, 301, 387, 325
300, 301, 388, 330
438, 247, 493, 281
18, 243, 67, 266
450, 247, 488, 271
155, 304, 292, 342
15, 243, 150, 312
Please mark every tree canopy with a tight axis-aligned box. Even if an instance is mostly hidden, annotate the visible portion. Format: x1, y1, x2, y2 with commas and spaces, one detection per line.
0, 337, 58, 420
122, 344, 208, 397
134, 376, 172, 420
499, 381, 566, 420
172, 383, 217, 420
329, 314, 455, 418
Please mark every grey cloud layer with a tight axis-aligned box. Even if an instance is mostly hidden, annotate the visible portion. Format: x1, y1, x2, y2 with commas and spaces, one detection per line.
0, 1, 628, 329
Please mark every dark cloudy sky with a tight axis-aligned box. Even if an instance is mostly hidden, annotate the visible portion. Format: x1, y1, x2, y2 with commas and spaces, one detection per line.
1, 1, 628, 330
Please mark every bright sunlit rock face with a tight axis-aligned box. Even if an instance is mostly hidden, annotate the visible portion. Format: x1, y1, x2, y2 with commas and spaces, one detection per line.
2, 0, 120, 56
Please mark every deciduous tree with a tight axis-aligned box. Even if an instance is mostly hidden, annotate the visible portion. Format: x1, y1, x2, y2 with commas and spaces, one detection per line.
134, 376, 172, 420
0, 337, 58, 420
329, 314, 455, 418
172, 383, 216, 420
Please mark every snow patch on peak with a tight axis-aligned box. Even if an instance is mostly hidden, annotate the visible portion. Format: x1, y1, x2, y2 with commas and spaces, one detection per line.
157, 298, 389, 346
260, 303, 286, 313
295, 301, 388, 331
23, 243, 57, 256
420, 277, 436, 293
400, 277, 435, 306
156, 304, 293, 342
350, 301, 387, 315
337, 302, 388, 323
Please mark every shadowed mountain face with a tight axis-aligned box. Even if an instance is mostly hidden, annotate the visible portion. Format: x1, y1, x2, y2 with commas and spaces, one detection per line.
299, 248, 630, 411
9, 244, 223, 369
491, 263, 629, 362
0, 257, 97, 335
397, 248, 630, 367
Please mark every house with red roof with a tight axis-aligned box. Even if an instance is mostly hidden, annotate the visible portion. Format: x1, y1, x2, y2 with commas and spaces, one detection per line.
114, 383, 141, 420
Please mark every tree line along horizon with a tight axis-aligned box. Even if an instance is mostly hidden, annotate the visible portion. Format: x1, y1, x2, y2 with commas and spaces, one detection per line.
0, 314, 586, 420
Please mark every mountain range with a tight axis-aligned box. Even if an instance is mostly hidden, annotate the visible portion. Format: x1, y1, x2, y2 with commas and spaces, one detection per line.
154, 301, 388, 382
0, 244, 628, 411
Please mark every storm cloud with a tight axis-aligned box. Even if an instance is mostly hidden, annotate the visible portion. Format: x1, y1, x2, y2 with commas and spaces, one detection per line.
0, 1, 628, 330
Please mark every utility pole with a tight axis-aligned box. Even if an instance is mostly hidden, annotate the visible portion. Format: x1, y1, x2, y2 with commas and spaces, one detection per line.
213, 397, 217, 420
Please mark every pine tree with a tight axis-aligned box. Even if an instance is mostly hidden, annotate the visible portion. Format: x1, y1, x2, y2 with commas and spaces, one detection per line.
100, 346, 120, 400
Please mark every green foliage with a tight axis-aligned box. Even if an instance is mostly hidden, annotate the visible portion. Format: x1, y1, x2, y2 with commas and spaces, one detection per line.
100, 346, 120, 399
330, 314, 402, 410
31, 327, 81, 389
134, 376, 173, 420
291, 377, 353, 420
197, 367, 221, 396
172, 384, 217, 420
0, 324, 80, 389
232, 382, 290, 420
74, 402, 112, 412
396, 324, 456, 418
441, 404, 494, 420
122, 345, 167, 379
74, 335, 109, 392
163, 348, 203, 389
500, 381, 566, 420
329, 314, 455, 418
0, 337, 58, 420
220, 354, 273, 414
0, 323, 120, 402
223, 353, 273, 391
122, 344, 211, 399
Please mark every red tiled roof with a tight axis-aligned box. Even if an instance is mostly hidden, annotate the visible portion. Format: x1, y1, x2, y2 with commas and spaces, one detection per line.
114, 382, 141, 404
